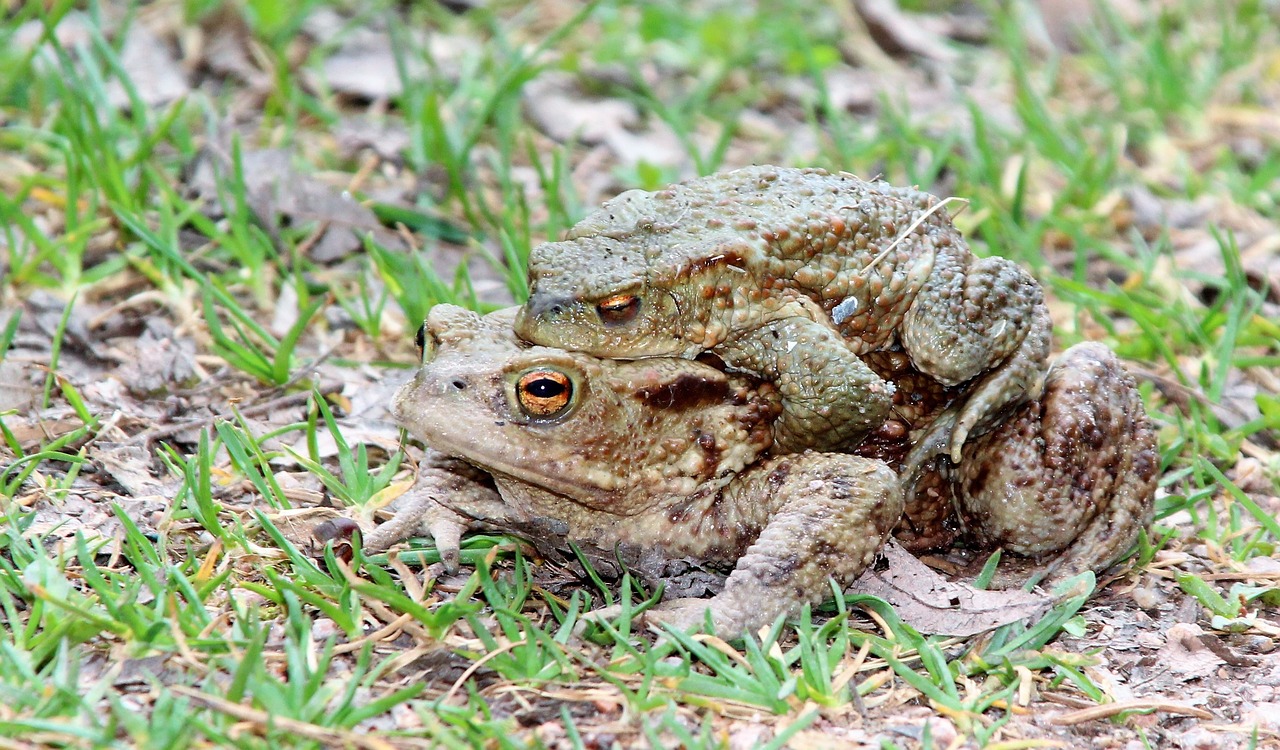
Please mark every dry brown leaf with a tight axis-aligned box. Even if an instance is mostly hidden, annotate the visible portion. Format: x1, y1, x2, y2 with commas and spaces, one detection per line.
196, 6, 272, 92
184, 146, 404, 262
320, 31, 415, 100
112, 319, 202, 397
106, 22, 190, 109
522, 73, 686, 169
265, 507, 347, 550
13, 12, 96, 54
94, 443, 173, 498
1030, 0, 1150, 52
853, 0, 959, 63
849, 540, 1055, 636
0, 359, 40, 415
523, 73, 640, 145
307, 11, 464, 101
1156, 623, 1227, 680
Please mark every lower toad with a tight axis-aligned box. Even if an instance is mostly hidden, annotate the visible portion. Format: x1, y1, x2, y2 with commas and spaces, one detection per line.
369, 306, 1157, 636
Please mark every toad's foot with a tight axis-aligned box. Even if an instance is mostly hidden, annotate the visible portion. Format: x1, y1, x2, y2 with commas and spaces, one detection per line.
723, 303, 895, 453
635, 453, 903, 637
954, 342, 1158, 581
362, 450, 509, 572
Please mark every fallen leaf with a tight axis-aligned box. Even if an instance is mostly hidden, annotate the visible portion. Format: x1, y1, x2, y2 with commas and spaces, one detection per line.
0, 360, 40, 414
848, 540, 1055, 636
196, 6, 273, 92
112, 319, 202, 397
106, 21, 189, 109
94, 443, 173, 498
306, 11, 464, 101
853, 0, 959, 63
523, 73, 639, 145
1156, 622, 1226, 680
184, 146, 404, 262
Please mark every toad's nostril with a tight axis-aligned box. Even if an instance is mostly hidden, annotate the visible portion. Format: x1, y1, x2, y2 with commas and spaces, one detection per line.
525, 293, 573, 319
450, 379, 467, 390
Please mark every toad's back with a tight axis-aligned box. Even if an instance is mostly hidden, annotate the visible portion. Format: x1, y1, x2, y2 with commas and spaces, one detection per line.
552, 165, 967, 351
519, 165, 1050, 465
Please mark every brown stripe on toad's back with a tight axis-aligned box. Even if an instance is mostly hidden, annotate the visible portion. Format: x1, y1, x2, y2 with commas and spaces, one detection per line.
633, 372, 729, 410
661, 248, 748, 283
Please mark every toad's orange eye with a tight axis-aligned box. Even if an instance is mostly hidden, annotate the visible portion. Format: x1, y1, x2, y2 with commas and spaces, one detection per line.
516, 370, 573, 418
596, 294, 640, 326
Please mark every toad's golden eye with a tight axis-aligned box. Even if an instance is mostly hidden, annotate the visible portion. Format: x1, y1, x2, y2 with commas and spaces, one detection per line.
516, 370, 573, 418
596, 294, 641, 326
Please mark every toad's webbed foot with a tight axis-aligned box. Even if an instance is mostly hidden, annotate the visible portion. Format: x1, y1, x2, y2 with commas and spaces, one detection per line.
902, 255, 1052, 463
363, 450, 507, 572
953, 342, 1158, 581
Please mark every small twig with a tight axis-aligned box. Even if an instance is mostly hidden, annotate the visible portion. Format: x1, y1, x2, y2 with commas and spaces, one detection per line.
131, 380, 342, 446
444, 639, 526, 703
832, 639, 874, 718
1201, 723, 1280, 739
1049, 699, 1215, 726
332, 612, 415, 656
860, 195, 970, 274
1197, 632, 1261, 667
691, 634, 754, 671
333, 557, 437, 644
1039, 691, 1098, 709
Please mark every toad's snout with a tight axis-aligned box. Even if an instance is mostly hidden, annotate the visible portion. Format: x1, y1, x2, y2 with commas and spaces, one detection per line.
392, 368, 477, 426
517, 293, 575, 323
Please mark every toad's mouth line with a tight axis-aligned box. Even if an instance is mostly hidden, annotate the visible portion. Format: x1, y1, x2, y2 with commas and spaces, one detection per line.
414, 420, 633, 512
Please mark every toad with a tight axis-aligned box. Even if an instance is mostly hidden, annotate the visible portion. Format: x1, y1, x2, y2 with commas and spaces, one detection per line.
373, 305, 1157, 636
514, 166, 1051, 479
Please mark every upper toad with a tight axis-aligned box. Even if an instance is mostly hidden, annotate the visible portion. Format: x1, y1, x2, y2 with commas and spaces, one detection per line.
515, 165, 1051, 477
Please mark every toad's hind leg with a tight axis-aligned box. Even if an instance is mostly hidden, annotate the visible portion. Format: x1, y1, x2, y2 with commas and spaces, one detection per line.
644, 454, 903, 637
901, 254, 1052, 466
953, 342, 1158, 581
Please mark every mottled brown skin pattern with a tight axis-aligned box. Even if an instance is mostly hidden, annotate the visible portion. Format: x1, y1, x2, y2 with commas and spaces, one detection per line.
859, 349, 964, 551
515, 166, 1051, 470
858, 343, 1158, 571
953, 343, 1159, 579
379, 306, 1156, 635
389, 305, 904, 636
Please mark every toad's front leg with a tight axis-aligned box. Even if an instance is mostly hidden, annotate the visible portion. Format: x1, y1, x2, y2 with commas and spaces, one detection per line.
645, 453, 903, 637
364, 450, 511, 571
720, 299, 895, 453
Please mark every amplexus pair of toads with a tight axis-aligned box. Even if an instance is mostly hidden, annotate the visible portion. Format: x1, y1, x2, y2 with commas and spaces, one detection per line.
378, 165, 1158, 637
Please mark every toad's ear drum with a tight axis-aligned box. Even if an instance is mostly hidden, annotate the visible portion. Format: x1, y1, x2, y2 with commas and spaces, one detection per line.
631, 369, 729, 411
